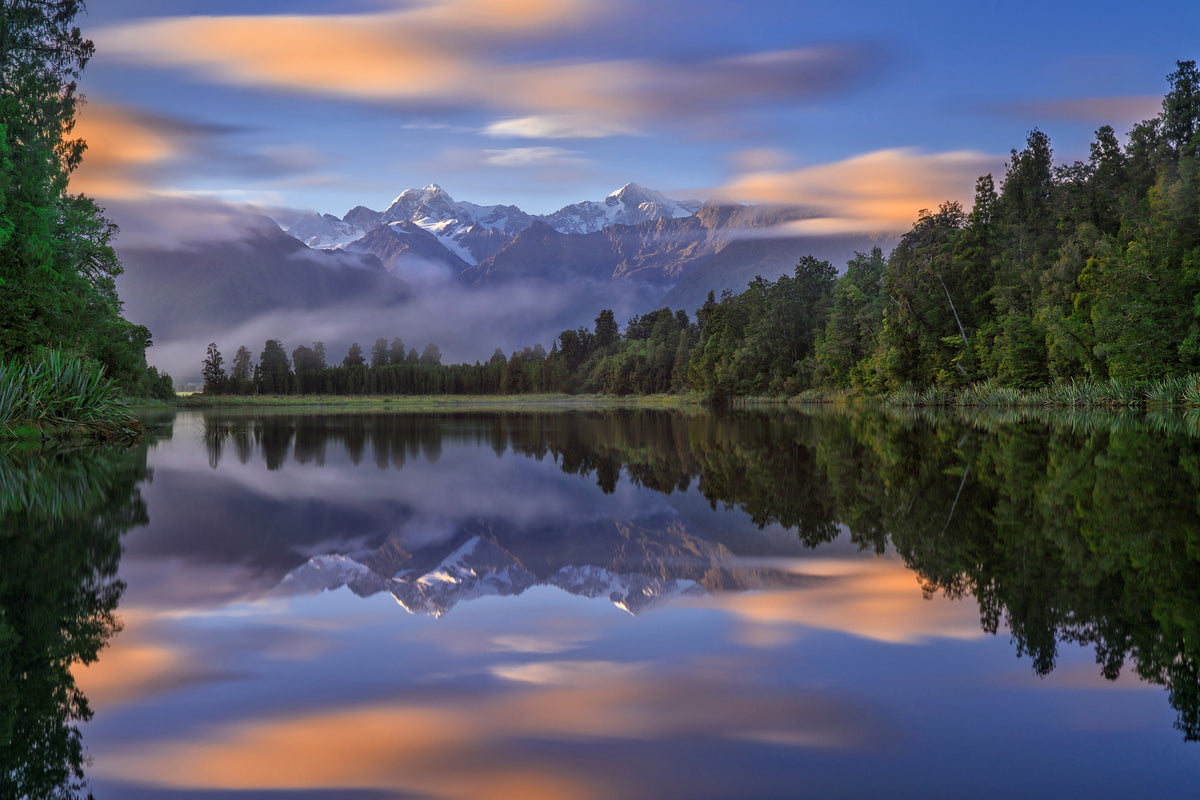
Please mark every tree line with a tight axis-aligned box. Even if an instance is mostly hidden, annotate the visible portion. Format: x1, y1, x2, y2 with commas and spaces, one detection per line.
200, 307, 699, 397
202, 61, 1200, 403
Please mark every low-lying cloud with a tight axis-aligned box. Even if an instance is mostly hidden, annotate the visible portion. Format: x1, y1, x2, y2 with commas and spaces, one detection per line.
144, 276, 659, 384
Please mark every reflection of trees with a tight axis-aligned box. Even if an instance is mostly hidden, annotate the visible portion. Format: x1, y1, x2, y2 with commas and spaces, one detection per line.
0, 446, 149, 798
198, 406, 1200, 739
813, 411, 1200, 742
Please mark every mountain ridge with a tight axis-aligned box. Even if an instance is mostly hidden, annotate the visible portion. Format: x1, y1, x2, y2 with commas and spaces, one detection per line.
286, 182, 704, 261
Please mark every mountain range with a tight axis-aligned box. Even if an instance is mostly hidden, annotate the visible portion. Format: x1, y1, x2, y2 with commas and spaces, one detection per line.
280, 182, 884, 308
115, 182, 890, 377
288, 182, 703, 261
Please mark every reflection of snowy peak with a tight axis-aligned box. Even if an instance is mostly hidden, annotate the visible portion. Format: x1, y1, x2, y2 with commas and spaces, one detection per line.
280, 535, 707, 617
280, 553, 389, 597
548, 564, 704, 614
389, 537, 537, 617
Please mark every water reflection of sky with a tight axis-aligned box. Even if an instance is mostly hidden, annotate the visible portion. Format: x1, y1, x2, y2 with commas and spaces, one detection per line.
76, 412, 1200, 799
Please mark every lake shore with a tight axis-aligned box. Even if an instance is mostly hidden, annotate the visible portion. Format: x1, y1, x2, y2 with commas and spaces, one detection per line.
176, 392, 705, 412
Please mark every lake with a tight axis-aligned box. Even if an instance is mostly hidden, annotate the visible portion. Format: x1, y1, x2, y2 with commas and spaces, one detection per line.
5, 406, 1200, 799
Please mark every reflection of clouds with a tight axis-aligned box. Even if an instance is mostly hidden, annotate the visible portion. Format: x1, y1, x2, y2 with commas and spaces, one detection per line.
490, 659, 642, 685
701, 557, 985, 645
72, 644, 183, 707
72, 609, 240, 709
488, 633, 589, 655
93, 656, 881, 799
116, 556, 281, 612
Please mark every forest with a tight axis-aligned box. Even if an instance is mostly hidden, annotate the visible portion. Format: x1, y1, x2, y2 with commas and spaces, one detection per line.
0, 2, 172, 436
200, 60, 1200, 405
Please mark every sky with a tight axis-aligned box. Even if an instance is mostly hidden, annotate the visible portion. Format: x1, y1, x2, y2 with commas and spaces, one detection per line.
69, 0, 1200, 234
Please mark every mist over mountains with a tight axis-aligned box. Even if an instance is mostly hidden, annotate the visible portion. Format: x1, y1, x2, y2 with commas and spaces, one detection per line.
116, 183, 890, 381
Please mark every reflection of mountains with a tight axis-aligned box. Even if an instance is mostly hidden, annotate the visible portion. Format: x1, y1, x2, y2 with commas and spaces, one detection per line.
199, 406, 1200, 741
281, 516, 809, 617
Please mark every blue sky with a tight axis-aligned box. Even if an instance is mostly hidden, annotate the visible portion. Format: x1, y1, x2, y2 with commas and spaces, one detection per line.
70, 0, 1200, 228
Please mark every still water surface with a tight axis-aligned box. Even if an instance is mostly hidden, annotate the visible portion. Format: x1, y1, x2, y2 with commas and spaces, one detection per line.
7, 407, 1200, 798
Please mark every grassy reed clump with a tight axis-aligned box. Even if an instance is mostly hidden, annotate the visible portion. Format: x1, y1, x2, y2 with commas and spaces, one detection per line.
887, 384, 923, 407
1145, 375, 1188, 406
1184, 375, 1200, 407
1096, 377, 1145, 407
0, 350, 140, 439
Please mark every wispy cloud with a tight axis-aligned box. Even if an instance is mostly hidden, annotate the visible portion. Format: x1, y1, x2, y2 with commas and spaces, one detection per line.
718, 147, 1000, 234
482, 146, 585, 167
989, 95, 1161, 125
94, 4, 885, 138
484, 114, 638, 139
71, 100, 323, 200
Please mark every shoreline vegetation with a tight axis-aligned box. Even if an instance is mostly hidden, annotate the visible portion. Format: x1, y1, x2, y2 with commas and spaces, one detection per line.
178, 371, 1200, 412
178, 392, 703, 411
0, 351, 143, 443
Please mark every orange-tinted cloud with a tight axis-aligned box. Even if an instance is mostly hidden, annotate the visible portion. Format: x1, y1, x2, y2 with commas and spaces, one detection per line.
69, 100, 325, 202
720, 147, 1000, 234
95, 1, 597, 104
69, 103, 181, 198
95, 6, 881, 134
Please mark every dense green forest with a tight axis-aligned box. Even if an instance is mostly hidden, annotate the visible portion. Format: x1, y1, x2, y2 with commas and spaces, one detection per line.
0, 0, 171, 434
201, 61, 1200, 405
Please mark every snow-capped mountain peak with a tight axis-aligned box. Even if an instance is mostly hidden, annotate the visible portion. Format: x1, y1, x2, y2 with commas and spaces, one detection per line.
285, 182, 705, 253
542, 182, 702, 235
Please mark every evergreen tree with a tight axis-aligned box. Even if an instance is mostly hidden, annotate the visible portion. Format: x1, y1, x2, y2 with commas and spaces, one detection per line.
230, 345, 253, 393
1163, 60, 1200, 158
594, 309, 619, 349
258, 339, 291, 394
420, 343, 442, 365
370, 337, 389, 367
201, 343, 226, 394
343, 342, 365, 367
389, 337, 406, 365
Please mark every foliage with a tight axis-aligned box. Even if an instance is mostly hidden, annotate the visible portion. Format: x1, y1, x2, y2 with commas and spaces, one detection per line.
0, 443, 148, 797
0, 0, 169, 399
809, 61, 1200, 395
0, 348, 138, 437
